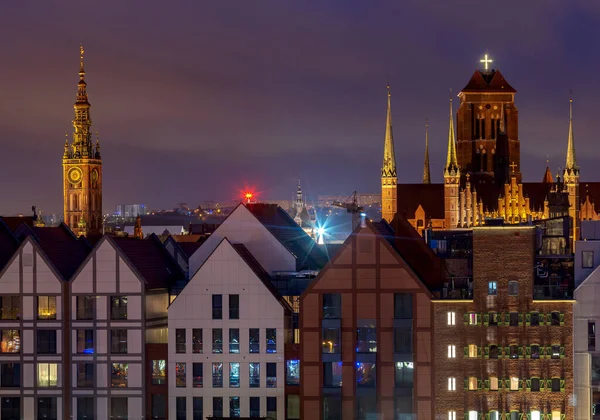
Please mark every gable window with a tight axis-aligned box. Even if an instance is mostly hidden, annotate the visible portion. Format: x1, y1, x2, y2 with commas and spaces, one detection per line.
488, 281, 497, 295
110, 296, 127, 320
447, 312, 456, 326
192, 328, 202, 353
229, 329, 239, 354
228, 295, 239, 320
0, 296, 20, 320
37, 296, 56, 320
37, 330, 56, 354
249, 329, 259, 353
583, 250, 594, 268
76, 296, 94, 320
76, 329, 94, 354
110, 329, 127, 354
508, 281, 519, 296
176, 329, 186, 353
323, 294, 341, 319
212, 295, 222, 320
394, 293, 413, 319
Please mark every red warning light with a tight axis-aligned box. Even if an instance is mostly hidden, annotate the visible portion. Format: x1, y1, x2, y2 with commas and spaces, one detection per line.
244, 192, 253, 203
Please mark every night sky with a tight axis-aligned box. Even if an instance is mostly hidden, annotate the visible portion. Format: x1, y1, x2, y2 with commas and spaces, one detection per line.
1, 1, 600, 215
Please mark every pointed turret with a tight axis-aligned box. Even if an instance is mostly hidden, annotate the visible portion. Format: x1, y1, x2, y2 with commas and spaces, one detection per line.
422, 119, 431, 184
564, 96, 578, 175
542, 166, 553, 183
563, 94, 580, 248
72, 44, 93, 158
444, 94, 460, 228
381, 84, 397, 222
444, 96, 459, 177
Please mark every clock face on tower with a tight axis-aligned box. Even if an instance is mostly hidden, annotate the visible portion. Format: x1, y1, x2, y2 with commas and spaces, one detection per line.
68, 167, 83, 185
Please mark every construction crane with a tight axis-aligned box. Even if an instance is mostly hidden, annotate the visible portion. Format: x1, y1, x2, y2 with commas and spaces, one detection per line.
332, 191, 364, 231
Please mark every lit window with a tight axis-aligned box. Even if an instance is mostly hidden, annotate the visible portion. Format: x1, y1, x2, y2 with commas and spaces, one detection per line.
488, 281, 497, 295
0, 296, 20, 320
394, 362, 413, 388
266, 362, 277, 388
490, 411, 499, 420
249, 363, 260, 388
508, 281, 519, 296
212, 363, 223, 388
468, 411, 478, 420
356, 363, 376, 388
551, 345, 561, 359
448, 345, 456, 358
448, 411, 456, 420
551, 411, 561, 420
266, 328, 277, 353
212, 329, 223, 354
151, 360, 166, 385
176, 363, 186, 388
76, 330, 94, 354
249, 329, 260, 353
468, 377, 477, 390
193, 363, 203, 388
37, 296, 57, 320
229, 362, 240, 388
357, 325, 377, 353
322, 327, 340, 354
286, 360, 300, 385
37, 363, 58, 387
510, 377, 519, 391
490, 377, 498, 391
447, 312, 456, 326
531, 410, 541, 420
229, 329, 240, 354
469, 313, 478, 325
447, 377, 456, 391
111, 363, 128, 388
0, 330, 20, 353
468, 344, 478, 358
110, 296, 128, 320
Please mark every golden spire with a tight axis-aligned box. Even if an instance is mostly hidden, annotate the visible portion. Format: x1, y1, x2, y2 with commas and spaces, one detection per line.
63, 133, 70, 158
79, 43, 85, 80
423, 118, 431, 184
381, 84, 397, 178
444, 91, 459, 176
72, 44, 93, 158
565, 92, 578, 173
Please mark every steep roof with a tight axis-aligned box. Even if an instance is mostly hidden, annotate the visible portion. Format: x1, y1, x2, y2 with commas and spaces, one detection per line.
396, 183, 444, 220
0, 219, 19, 272
245, 203, 328, 270
177, 242, 204, 258
462, 69, 516, 93
0, 216, 34, 232
231, 243, 293, 313
112, 234, 185, 290
375, 216, 447, 289
15, 224, 91, 280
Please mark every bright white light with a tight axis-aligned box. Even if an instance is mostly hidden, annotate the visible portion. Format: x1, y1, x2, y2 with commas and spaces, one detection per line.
316, 227, 325, 236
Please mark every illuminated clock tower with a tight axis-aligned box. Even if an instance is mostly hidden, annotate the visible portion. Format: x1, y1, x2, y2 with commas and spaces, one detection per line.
63, 45, 102, 237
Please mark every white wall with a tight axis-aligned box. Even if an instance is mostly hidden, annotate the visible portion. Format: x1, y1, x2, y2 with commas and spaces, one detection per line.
575, 240, 600, 287
188, 205, 296, 277
169, 238, 287, 420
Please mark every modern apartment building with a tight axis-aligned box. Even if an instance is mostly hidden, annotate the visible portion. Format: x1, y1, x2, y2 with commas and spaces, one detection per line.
168, 237, 292, 420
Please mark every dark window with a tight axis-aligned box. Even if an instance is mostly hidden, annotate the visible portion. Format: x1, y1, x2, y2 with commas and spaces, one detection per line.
229, 363, 240, 388
590, 322, 596, 351
176, 397, 186, 420
37, 296, 56, 320
531, 345, 540, 360
394, 293, 413, 319
151, 360, 166, 385
229, 294, 239, 319
356, 395, 377, 420
489, 312, 499, 326
152, 395, 167, 420
266, 362, 277, 388
37, 397, 57, 420
77, 397, 94, 420
551, 312, 560, 326
77, 363, 94, 388
395, 396, 413, 419
213, 397, 223, 417
510, 345, 519, 359
229, 329, 240, 354
356, 363, 376, 387
508, 281, 519, 296
192, 328, 202, 353
394, 362, 413, 388
583, 250, 594, 268
230, 397, 240, 418
193, 363, 203, 388
249, 329, 259, 353
176, 363, 186, 387
110, 397, 127, 419
267, 397, 277, 420
323, 362, 342, 387
0, 364, 20, 387
249, 363, 260, 388
76, 296, 94, 320
250, 397, 260, 418
0, 330, 20, 353
551, 345, 561, 359
193, 397, 203, 420
266, 328, 277, 353
286, 360, 300, 385
287, 395, 300, 420
212, 363, 223, 388
531, 312, 540, 326
212, 295, 222, 320
110, 296, 127, 320
394, 327, 412, 353
551, 378, 561, 392
323, 396, 341, 420
531, 378, 540, 392
110, 329, 127, 354
356, 326, 377, 353
489, 345, 499, 359
0, 296, 20, 320
76, 330, 94, 354
1, 397, 20, 420
36, 330, 56, 354
212, 329, 223, 354
322, 327, 340, 354
176, 329, 186, 353
509, 312, 519, 327
323, 293, 341, 318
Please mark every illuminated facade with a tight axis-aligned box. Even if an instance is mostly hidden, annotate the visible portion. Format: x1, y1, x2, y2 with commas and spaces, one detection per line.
63, 45, 102, 237
381, 85, 397, 223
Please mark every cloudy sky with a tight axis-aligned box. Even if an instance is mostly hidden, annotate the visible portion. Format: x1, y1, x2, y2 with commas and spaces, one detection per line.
1, 1, 599, 214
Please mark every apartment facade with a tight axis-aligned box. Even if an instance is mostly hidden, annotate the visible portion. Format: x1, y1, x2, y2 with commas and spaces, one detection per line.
168, 238, 292, 420
299, 220, 437, 420
434, 226, 573, 420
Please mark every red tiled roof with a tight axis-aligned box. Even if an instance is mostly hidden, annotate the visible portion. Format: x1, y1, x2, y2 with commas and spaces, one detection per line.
462, 70, 516, 93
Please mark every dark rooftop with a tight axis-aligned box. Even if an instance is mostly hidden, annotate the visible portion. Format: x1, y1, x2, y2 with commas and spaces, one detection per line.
0, 219, 19, 272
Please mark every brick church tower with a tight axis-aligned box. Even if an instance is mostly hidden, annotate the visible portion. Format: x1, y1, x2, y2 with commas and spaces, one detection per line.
381, 85, 397, 222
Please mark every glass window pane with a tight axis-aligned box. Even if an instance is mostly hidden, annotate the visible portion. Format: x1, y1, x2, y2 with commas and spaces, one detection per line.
286, 360, 300, 385
356, 363, 376, 387
323, 294, 341, 318
249, 363, 260, 388
229, 363, 240, 388
249, 329, 259, 353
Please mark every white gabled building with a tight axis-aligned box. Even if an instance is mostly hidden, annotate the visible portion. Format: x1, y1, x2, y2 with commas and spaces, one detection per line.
168, 237, 292, 420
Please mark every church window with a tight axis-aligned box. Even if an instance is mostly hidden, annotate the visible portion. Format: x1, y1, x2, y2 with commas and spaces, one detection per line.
488, 281, 497, 295
508, 281, 519, 296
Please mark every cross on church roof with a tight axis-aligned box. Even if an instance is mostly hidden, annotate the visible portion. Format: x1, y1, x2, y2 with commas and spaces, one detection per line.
480, 53, 493, 70
510, 161, 517, 173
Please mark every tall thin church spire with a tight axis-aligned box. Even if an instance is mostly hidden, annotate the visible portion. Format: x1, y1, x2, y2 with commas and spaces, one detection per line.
565, 94, 577, 171
423, 119, 431, 184
72, 44, 93, 158
444, 93, 459, 175
381, 84, 397, 178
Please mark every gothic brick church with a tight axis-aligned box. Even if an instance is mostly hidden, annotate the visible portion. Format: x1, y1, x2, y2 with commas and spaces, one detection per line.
381, 55, 600, 245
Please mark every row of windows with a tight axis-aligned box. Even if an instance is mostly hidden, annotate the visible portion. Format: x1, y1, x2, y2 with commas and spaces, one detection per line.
487, 280, 519, 296
175, 328, 277, 354
322, 293, 412, 319
0, 329, 56, 354
447, 376, 566, 392
463, 311, 566, 327
321, 395, 412, 420
454, 344, 566, 359
173, 396, 277, 420
322, 361, 413, 389
211, 294, 239, 320
452, 411, 564, 420
0, 363, 58, 388
322, 326, 411, 354
174, 362, 278, 388
0, 397, 61, 420
0, 296, 129, 321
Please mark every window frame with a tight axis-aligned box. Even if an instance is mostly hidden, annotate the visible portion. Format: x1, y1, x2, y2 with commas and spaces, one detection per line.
37, 296, 57, 320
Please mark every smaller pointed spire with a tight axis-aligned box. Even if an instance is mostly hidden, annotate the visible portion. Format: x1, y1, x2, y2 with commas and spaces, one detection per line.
422, 118, 431, 184
63, 133, 70, 158
565, 92, 578, 172
79, 43, 85, 80
382, 84, 397, 178
444, 91, 459, 176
